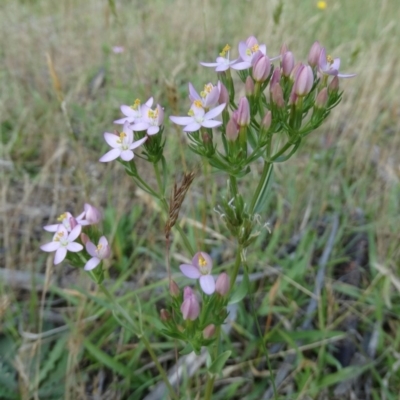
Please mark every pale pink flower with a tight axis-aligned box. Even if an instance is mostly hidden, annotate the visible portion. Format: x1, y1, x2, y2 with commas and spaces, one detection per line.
112, 46, 125, 54
84, 236, 111, 271
318, 48, 356, 78
293, 64, 314, 96
76, 203, 102, 225
200, 44, 238, 71
180, 252, 215, 295
114, 98, 154, 125
99, 123, 147, 162
188, 82, 220, 109
132, 104, 164, 135
169, 103, 225, 133
44, 212, 77, 232
40, 225, 83, 265
180, 287, 200, 320
215, 273, 230, 296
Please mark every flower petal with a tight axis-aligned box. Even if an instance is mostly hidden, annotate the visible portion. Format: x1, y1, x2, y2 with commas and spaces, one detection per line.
202, 120, 222, 128
54, 247, 67, 265
129, 136, 147, 150
231, 61, 251, 70
200, 275, 216, 295
86, 241, 97, 257
40, 242, 60, 252
204, 103, 226, 119
188, 82, 200, 102
184, 122, 201, 132
132, 122, 150, 131
68, 225, 82, 242
67, 242, 83, 252
145, 97, 154, 107
99, 149, 121, 162
114, 117, 130, 124
147, 126, 160, 135
169, 116, 194, 125
200, 62, 218, 67
43, 224, 59, 232
120, 150, 134, 161
84, 257, 101, 271
180, 264, 201, 279
120, 105, 137, 117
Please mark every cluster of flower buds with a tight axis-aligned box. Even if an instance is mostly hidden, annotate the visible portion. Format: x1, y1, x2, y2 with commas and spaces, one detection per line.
40, 204, 110, 282
160, 252, 230, 354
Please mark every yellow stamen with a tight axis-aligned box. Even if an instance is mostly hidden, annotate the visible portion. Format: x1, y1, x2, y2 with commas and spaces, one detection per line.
193, 100, 203, 108
57, 213, 67, 221
198, 254, 207, 267
130, 98, 141, 110
219, 44, 231, 57
326, 55, 333, 64
54, 232, 64, 242
188, 109, 195, 117
97, 244, 103, 251
116, 132, 127, 144
251, 44, 259, 53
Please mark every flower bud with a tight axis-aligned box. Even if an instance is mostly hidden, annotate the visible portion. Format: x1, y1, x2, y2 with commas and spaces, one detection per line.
290, 62, 303, 82
83, 204, 102, 224
308, 41, 322, 68
215, 273, 230, 296
261, 111, 272, 131
269, 68, 281, 91
226, 117, 239, 141
271, 83, 285, 108
280, 43, 288, 57
236, 97, 250, 127
160, 309, 171, 322
252, 54, 271, 82
69, 217, 78, 230
293, 65, 313, 96
281, 51, 294, 77
169, 280, 180, 297
315, 87, 328, 108
180, 287, 200, 321
80, 233, 90, 245
288, 87, 298, 105
203, 324, 216, 339
328, 76, 339, 93
245, 76, 254, 96
218, 81, 229, 105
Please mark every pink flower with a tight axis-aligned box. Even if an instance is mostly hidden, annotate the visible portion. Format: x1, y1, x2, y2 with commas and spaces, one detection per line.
232, 36, 267, 70
44, 212, 77, 232
180, 287, 200, 320
76, 203, 102, 225
200, 44, 238, 71
236, 97, 250, 126
308, 41, 322, 68
84, 236, 111, 271
114, 98, 154, 125
215, 273, 230, 296
99, 123, 147, 162
169, 103, 225, 133
318, 48, 356, 78
188, 82, 220, 109
112, 46, 125, 54
180, 252, 215, 295
252, 53, 271, 82
40, 225, 83, 265
281, 51, 295, 77
293, 64, 314, 96
132, 104, 164, 135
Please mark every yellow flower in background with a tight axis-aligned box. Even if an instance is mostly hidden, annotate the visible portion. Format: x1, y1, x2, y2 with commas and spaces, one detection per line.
317, 1, 327, 9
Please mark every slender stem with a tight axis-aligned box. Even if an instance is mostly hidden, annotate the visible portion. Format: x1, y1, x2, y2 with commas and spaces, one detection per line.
153, 161, 165, 198
99, 284, 179, 400
229, 174, 239, 198
141, 335, 180, 400
204, 325, 221, 400
249, 161, 272, 214
230, 244, 243, 289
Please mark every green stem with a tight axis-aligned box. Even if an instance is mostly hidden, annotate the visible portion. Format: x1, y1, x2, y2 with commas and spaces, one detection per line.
99, 285, 179, 400
153, 161, 165, 198
229, 174, 239, 198
249, 161, 273, 214
230, 245, 243, 288
204, 325, 221, 400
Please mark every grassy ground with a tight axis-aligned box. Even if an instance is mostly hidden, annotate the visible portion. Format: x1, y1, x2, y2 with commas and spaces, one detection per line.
1, 0, 400, 399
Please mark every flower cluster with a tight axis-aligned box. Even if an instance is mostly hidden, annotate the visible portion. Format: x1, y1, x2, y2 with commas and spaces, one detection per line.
40, 204, 110, 275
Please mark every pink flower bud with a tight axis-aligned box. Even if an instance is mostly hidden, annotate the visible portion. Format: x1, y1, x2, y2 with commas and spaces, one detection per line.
83, 204, 102, 224
160, 309, 171, 322
271, 83, 285, 108
226, 117, 239, 141
245, 36, 258, 48
69, 217, 78, 230
203, 324, 216, 339
218, 81, 229, 105
288, 87, 298, 105
236, 97, 250, 126
293, 65, 314, 96
281, 51, 295, 77
328, 76, 339, 93
308, 41, 322, 68
270, 68, 281, 91
215, 273, 230, 296
252, 54, 271, 82
290, 62, 303, 82
245, 76, 254, 96
169, 280, 180, 297
262, 111, 272, 131
80, 233, 90, 245
180, 287, 200, 320
280, 43, 288, 57
315, 87, 328, 108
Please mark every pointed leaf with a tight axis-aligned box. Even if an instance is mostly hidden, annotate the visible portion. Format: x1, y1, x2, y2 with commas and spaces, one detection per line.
208, 350, 232, 375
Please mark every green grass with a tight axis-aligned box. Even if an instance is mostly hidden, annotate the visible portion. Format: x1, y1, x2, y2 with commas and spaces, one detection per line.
1, 0, 400, 398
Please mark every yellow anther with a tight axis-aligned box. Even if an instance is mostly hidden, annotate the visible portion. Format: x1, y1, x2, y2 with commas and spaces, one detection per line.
117, 132, 127, 144
251, 44, 259, 53
327, 55, 334, 64
198, 254, 207, 267
219, 44, 231, 56
57, 213, 67, 221
97, 244, 103, 251
188, 109, 195, 117
131, 98, 141, 110
193, 100, 203, 108
54, 232, 64, 241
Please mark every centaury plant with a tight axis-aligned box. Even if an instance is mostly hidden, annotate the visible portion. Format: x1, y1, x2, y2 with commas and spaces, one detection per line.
40, 36, 354, 399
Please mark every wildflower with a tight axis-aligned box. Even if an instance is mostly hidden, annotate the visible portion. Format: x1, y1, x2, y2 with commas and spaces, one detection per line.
169, 103, 225, 133
169, 280, 180, 297
76, 203, 102, 225
226, 117, 239, 141
281, 51, 295, 77
308, 41, 322, 68
84, 236, 111, 271
40, 225, 83, 265
114, 98, 154, 125
200, 44, 238, 71
236, 97, 250, 127
293, 65, 314, 96
252, 53, 271, 82
203, 324, 216, 339
180, 252, 215, 295
317, 1, 327, 10
132, 104, 164, 135
315, 87, 328, 108
180, 287, 200, 320
112, 46, 125, 54
318, 47, 356, 78
44, 212, 77, 232
215, 273, 230, 296
232, 36, 267, 70
99, 123, 147, 162
188, 82, 220, 109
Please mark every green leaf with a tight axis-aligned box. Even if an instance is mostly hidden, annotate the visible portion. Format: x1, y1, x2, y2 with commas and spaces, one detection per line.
208, 350, 232, 375
180, 342, 193, 355
229, 271, 250, 305
39, 335, 68, 384
318, 364, 370, 389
